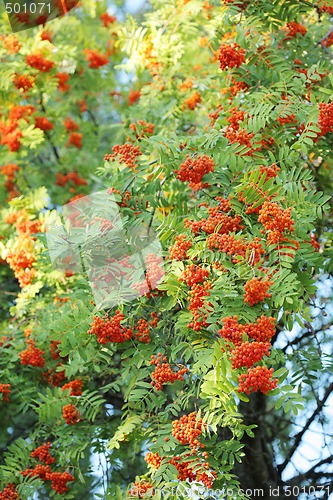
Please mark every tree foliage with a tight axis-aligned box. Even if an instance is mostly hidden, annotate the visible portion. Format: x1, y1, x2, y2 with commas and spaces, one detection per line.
0, 0, 333, 499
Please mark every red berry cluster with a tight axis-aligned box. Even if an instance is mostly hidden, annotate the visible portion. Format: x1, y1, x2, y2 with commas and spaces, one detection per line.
168, 455, 215, 487
19, 340, 45, 367
43, 366, 66, 387
0, 383, 11, 402
150, 353, 187, 390
180, 264, 209, 286
104, 143, 142, 169
184, 91, 202, 110
3, 34, 21, 53
145, 451, 162, 469
207, 233, 265, 265
13, 74, 35, 92
128, 481, 154, 498
100, 12, 117, 27
62, 404, 80, 425
56, 72, 71, 92
0, 163, 20, 199
169, 234, 192, 260
34, 116, 54, 131
219, 315, 276, 346
283, 21, 307, 40
259, 164, 280, 180
238, 366, 277, 394
26, 53, 55, 72
62, 379, 83, 396
185, 197, 243, 235
129, 120, 155, 138
30, 442, 55, 464
0, 483, 19, 500
88, 311, 133, 344
22, 465, 74, 495
56, 171, 87, 187
21, 442, 74, 495
316, 0, 333, 13
243, 277, 272, 306
231, 341, 271, 369
175, 154, 215, 190
67, 132, 83, 149
218, 43, 245, 70
171, 412, 205, 452
224, 127, 254, 153
188, 281, 211, 331
318, 102, 333, 136
83, 49, 109, 68
258, 201, 294, 244
277, 113, 297, 126
132, 253, 164, 296
227, 107, 245, 129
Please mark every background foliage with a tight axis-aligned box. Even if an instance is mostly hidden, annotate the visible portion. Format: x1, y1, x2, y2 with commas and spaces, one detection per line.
0, 0, 333, 498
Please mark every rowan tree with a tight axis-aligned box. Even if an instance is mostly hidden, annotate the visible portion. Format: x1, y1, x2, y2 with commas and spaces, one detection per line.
0, 0, 333, 499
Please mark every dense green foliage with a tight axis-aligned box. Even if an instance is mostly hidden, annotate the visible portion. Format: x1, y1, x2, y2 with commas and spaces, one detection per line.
0, 0, 333, 498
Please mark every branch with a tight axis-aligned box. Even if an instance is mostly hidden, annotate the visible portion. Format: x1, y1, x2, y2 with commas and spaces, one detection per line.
278, 382, 333, 473
290, 455, 333, 484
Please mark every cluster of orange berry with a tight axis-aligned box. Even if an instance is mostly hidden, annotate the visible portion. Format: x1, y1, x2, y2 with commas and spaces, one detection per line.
318, 102, 333, 136
34, 116, 54, 131
316, 0, 333, 13
169, 234, 192, 260
56, 171, 87, 187
231, 341, 271, 369
227, 106, 245, 129
2, 33, 20, 53
26, 53, 55, 72
224, 127, 255, 153
129, 120, 155, 138
180, 264, 209, 286
21, 443, 74, 494
185, 198, 243, 235
83, 49, 109, 68
218, 43, 245, 70
62, 404, 80, 425
283, 21, 307, 40
19, 340, 45, 367
62, 379, 83, 396
128, 481, 154, 498
258, 201, 294, 244
184, 91, 202, 110
243, 277, 272, 306
188, 281, 212, 331
277, 113, 297, 126
219, 315, 276, 345
30, 443, 55, 465
0, 483, 19, 499
150, 353, 188, 390
56, 72, 70, 92
104, 143, 142, 169
208, 233, 265, 265
175, 154, 215, 190
88, 310, 133, 344
172, 412, 205, 452
238, 366, 277, 394
0, 163, 20, 199
0, 383, 11, 402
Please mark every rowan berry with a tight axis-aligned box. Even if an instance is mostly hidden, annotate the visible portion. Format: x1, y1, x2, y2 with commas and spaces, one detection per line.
169, 234, 192, 260
104, 143, 142, 169
231, 341, 270, 369
31, 442, 55, 464
318, 102, 333, 136
171, 412, 205, 451
62, 404, 80, 425
180, 264, 209, 286
26, 53, 55, 72
283, 21, 307, 40
128, 481, 154, 498
175, 154, 215, 190
150, 353, 187, 390
48, 471, 74, 494
88, 311, 132, 344
19, 341, 45, 367
0, 383, 11, 402
238, 366, 278, 394
83, 49, 109, 68
0, 483, 19, 500
35, 116, 54, 131
243, 277, 272, 306
218, 43, 245, 70
145, 452, 162, 469
184, 91, 202, 110
62, 379, 83, 396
